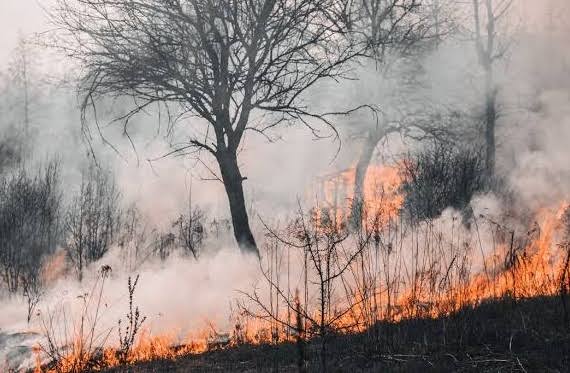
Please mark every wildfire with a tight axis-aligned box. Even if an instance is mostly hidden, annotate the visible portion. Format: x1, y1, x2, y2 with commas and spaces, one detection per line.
35, 164, 570, 372
35, 315, 285, 372
36, 327, 210, 373
313, 165, 403, 230
311, 164, 570, 326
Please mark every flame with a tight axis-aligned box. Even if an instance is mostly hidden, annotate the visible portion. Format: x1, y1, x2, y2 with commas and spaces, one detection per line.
313, 165, 403, 230
36, 165, 570, 371
310, 165, 569, 327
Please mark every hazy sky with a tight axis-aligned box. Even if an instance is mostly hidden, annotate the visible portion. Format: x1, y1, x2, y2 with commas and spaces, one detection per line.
0, 1, 49, 68
0, 0, 562, 68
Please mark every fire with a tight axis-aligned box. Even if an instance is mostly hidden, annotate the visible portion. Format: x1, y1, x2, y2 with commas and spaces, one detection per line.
460, 204, 568, 302
36, 328, 210, 372
35, 164, 570, 371
311, 164, 570, 328
35, 317, 288, 372
313, 165, 403, 230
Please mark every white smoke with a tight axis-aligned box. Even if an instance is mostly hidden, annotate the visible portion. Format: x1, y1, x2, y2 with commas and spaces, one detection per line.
0, 1, 569, 369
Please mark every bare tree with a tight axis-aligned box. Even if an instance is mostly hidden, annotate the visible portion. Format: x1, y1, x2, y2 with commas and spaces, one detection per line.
65, 165, 122, 281
349, 0, 434, 56
400, 141, 486, 221
155, 232, 177, 262
336, 0, 454, 227
118, 205, 150, 271
5, 34, 44, 156
241, 206, 374, 370
52, 0, 367, 255
12, 36, 31, 138
0, 162, 61, 310
174, 207, 207, 259
472, 0, 513, 178
0, 34, 42, 168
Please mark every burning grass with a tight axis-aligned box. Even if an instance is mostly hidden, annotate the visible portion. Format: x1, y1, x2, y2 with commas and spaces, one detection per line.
104, 295, 570, 372
32, 164, 570, 372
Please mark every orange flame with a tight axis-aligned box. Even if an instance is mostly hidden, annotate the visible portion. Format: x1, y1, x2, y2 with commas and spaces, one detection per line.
36, 165, 570, 371
313, 165, 403, 230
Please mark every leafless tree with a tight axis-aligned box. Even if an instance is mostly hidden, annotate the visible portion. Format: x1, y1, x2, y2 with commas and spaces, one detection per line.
11, 36, 31, 138
241, 206, 374, 370
349, 107, 457, 229
21, 271, 43, 323
0, 162, 61, 308
350, 0, 438, 56
472, 0, 513, 178
4, 34, 45, 156
0, 35, 42, 169
51, 0, 368, 255
338, 1, 455, 227
65, 165, 122, 281
174, 207, 207, 259
118, 205, 150, 271
400, 141, 486, 221
155, 232, 177, 261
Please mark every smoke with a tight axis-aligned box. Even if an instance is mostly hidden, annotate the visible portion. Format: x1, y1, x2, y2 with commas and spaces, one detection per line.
0, 248, 261, 370
0, 1, 569, 369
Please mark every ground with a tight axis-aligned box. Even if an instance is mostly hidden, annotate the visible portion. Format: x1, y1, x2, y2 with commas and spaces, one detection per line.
104, 296, 570, 372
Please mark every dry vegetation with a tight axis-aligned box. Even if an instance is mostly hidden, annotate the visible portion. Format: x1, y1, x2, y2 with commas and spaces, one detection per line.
103, 296, 570, 372
0, 1, 569, 372
28, 151, 570, 372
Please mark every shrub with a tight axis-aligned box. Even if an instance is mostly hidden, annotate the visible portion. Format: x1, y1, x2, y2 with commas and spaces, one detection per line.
400, 142, 486, 221
0, 162, 61, 296
64, 165, 122, 281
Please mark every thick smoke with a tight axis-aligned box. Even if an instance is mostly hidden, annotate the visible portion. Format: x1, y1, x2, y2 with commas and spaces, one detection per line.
0, 1, 569, 370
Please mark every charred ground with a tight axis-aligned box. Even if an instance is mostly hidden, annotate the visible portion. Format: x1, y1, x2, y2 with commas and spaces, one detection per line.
103, 296, 570, 373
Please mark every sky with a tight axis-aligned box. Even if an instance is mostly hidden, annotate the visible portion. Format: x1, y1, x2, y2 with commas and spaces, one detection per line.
0, 0, 563, 64
0, 0, 50, 68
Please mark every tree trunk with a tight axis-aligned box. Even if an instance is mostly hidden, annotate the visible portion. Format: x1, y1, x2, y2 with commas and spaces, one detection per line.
350, 130, 381, 229
217, 150, 259, 256
484, 72, 496, 180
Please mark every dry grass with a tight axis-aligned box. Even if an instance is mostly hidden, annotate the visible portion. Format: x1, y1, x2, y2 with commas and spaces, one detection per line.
102, 296, 570, 372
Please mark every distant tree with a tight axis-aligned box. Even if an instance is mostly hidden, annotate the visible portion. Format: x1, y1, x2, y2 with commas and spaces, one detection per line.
15, 37, 31, 133
118, 205, 150, 271
0, 162, 61, 299
349, 0, 437, 56
0, 34, 41, 168
338, 0, 454, 227
4, 34, 43, 150
52, 0, 366, 255
174, 206, 207, 259
65, 165, 122, 281
155, 232, 177, 262
472, 0, 513, 179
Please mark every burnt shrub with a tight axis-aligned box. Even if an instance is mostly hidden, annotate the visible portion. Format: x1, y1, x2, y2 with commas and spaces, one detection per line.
400, 142, 486, 221
65, 165, 122, 281
0, 130, 23, 174
0, 161, 62, 294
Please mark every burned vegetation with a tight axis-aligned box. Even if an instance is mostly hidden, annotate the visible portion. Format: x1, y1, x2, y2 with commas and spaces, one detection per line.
0, 0, 569, 372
